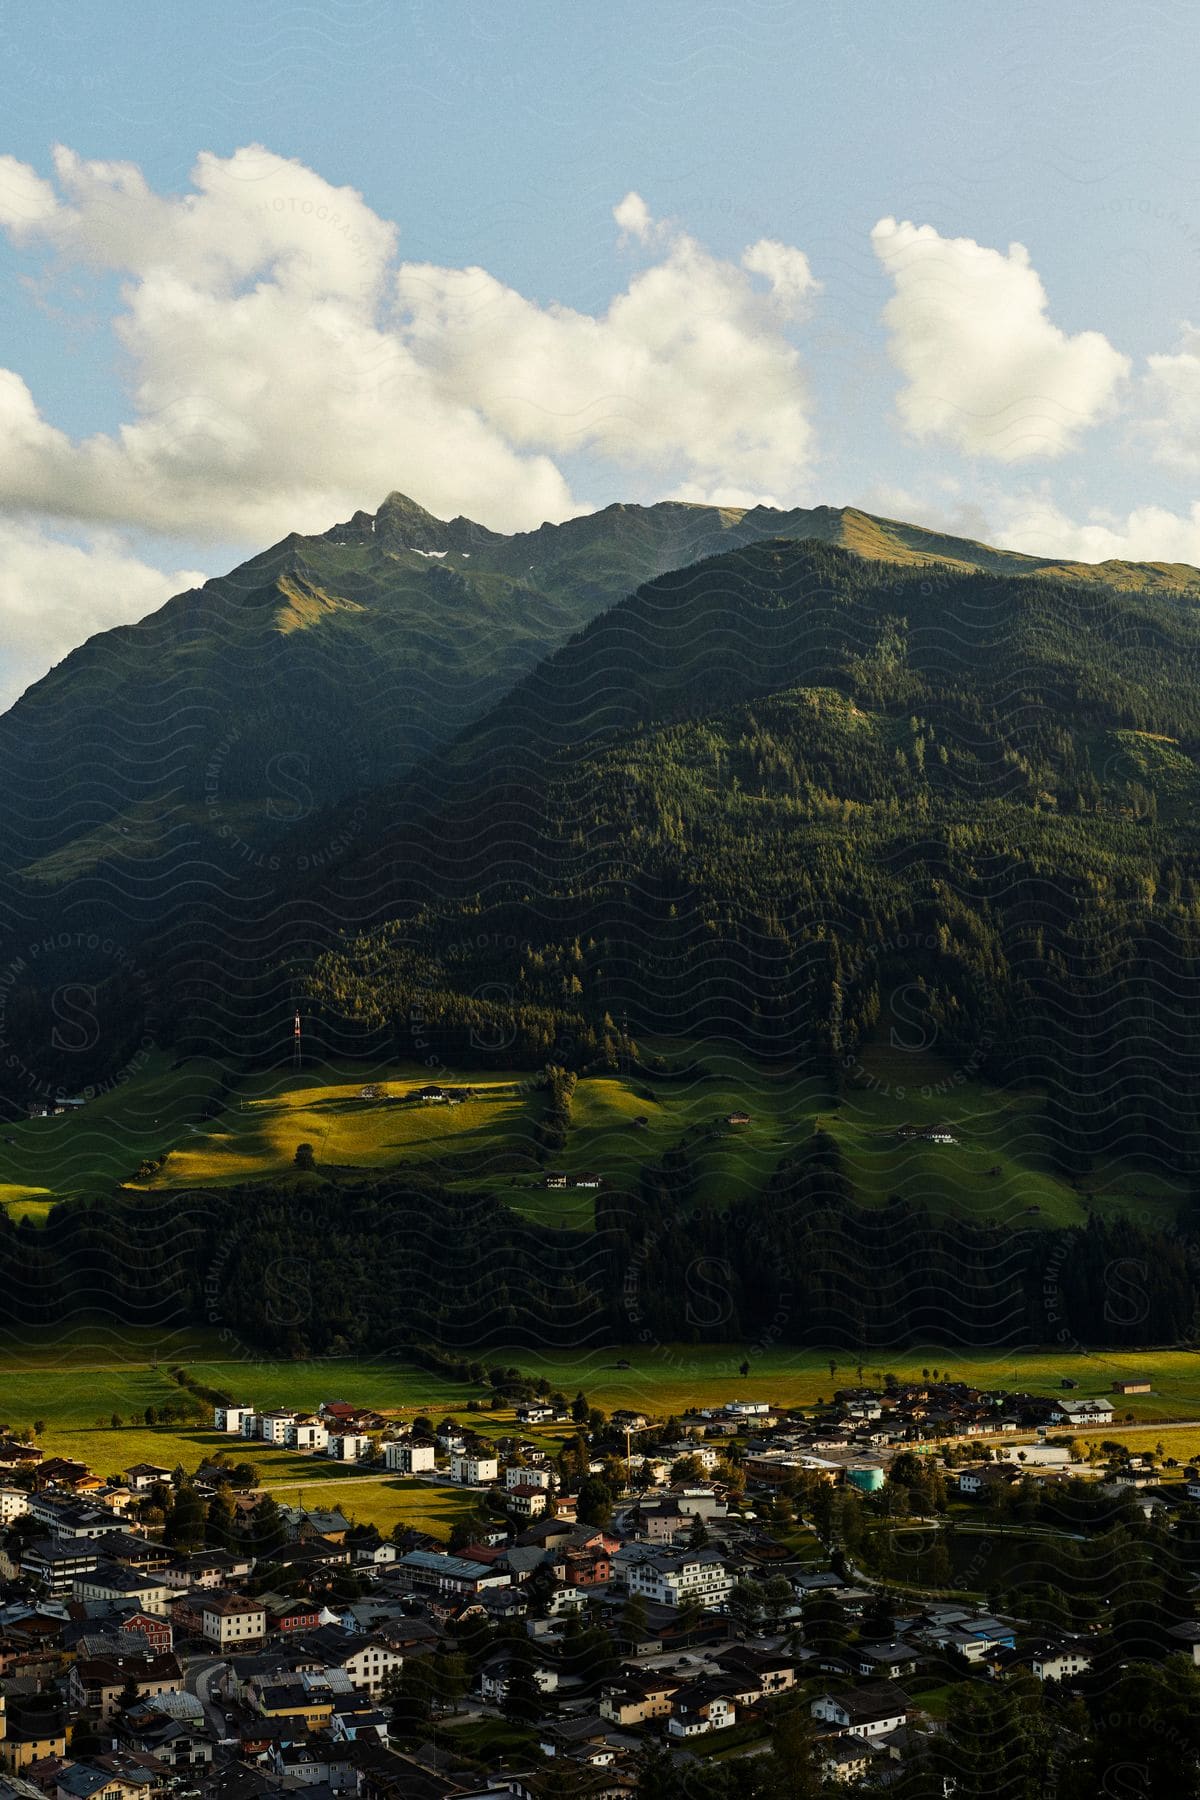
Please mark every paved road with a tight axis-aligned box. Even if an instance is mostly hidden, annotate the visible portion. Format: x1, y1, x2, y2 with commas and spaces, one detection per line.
183, 1656, 228, 1739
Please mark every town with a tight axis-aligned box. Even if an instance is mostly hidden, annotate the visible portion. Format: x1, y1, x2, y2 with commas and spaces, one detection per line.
0, 1367, 1195, 1799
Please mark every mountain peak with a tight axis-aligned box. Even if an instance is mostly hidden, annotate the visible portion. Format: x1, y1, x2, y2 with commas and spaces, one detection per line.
374, 490, 450, 551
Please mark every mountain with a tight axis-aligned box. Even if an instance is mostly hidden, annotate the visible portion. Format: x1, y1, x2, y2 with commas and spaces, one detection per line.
5, 491, 1200, 1120
302, 537, 1200, 1171
5, 491, 1198, 897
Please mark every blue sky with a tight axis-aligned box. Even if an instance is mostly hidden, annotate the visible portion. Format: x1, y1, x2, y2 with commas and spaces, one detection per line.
0, 1, 1198, 701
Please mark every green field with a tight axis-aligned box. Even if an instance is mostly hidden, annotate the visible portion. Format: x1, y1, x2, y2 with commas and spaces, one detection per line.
0, 1054, 227, 1212
0, 1031, 1182, 1239
3, 1331, 1200, 1545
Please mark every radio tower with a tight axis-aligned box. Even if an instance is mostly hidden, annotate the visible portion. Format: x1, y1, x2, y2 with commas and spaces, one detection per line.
293, 1005, 302, 1072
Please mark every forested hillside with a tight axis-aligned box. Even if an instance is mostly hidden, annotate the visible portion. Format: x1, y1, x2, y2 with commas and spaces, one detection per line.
303, 540, 1200, 1171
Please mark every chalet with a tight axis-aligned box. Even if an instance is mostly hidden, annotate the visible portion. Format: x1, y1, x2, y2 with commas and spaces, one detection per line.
812, 1684, 911, 1740
856, 1641, 918, 1680
726, 1111, 751, 1126
124, 1465, 173, 1493
1113, 1378, 1152, 1395
666, 1679, 739, 1738
1030, 1640, 1094, 1682
820, 1739, 876, 1784
573, 1172, 603, 1188
413, 1085, 448, 1104
544, 1172, 569, 1189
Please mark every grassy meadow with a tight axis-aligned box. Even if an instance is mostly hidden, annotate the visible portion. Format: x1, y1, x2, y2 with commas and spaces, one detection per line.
0, 1031, 1165, 1243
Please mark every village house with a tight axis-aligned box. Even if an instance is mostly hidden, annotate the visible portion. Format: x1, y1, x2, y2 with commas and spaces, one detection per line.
69, 1650, 184, 1723
200, 1593, 267, 1649
73, 1563, 170, 1617
666, 1680, 738, 1738
123, 1465, 173, 1494
1030, 1640, 1094, 1682
812, 1685, 911, 1740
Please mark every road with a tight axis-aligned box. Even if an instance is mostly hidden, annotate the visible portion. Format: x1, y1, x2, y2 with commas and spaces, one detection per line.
183, 1656, 229, 1739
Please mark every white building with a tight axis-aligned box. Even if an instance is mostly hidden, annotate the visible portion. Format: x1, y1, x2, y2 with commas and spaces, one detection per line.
0, 1486, 30, 1524
505, 1464, 552, 1490
1059, 1399, 1114, 1426
213, 1405, 256, 1434
623, 1549, 733, 1609
1031, 1642, 1093, 1682
202, 1595, 267, 1648
811, 1690, 909, 1740
451, 1453, 499, 1485
259, 1411, 298, 1444
385, 1442, 437, 1474
327, 1434, 372, 1462
287, 1419, 329, 1452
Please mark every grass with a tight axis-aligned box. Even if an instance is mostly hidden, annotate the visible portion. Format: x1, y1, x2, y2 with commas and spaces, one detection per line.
473, 1342, 1200, 1422
2, 1033, 1185, 1241
257, 1474, 479, 1538
138, 1063, 548, 1194
0, 1053, 227, 1207
3, 1329, 1200, 1542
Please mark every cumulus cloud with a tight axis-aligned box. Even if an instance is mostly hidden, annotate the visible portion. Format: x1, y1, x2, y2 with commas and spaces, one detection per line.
0, 151, 821, 548
996, 493, 1200, 565
396, 202, 816, 495
1141, 325, 1200, 469
0, 522, 206, 709
871, 217, 1130, 462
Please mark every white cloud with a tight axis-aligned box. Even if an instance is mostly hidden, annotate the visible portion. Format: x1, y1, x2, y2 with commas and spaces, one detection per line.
0, 150, 821, 547
395, 219, 816, 495
1141, 324, 1200, 470
0, 522, 206, 709
0, 154, 59, 235
871, 217, 1130, 462
996, 492, 1200, 565
613, 190, 655, 245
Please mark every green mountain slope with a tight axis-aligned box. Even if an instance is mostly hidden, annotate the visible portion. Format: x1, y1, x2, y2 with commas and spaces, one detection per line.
304, 538, 1200, 1175
5, 492, 1197, 895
